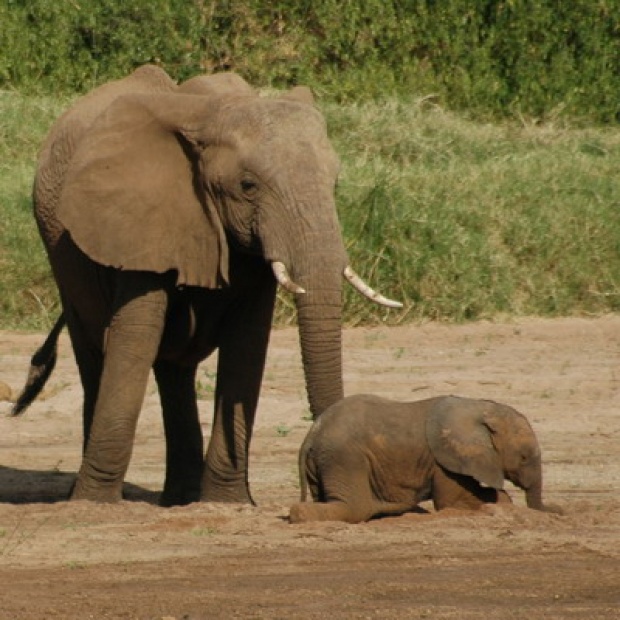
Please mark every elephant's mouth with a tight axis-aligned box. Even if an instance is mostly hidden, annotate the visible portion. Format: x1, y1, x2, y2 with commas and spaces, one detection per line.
225, 230, 262, 256
507, 471, 530, 490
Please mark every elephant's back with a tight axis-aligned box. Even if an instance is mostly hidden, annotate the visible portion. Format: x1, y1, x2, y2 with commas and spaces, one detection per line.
313, 394, 436, 445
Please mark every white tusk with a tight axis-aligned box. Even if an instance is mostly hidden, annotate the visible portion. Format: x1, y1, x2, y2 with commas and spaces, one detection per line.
272, 261, 306, 294
343, 266, 403, 308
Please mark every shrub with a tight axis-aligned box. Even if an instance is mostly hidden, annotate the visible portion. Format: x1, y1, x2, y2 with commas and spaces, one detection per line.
1, 1, 619, 122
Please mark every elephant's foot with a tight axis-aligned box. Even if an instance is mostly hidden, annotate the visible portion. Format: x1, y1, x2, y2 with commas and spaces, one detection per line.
201, 469, 254, 504
160, 483, 201, 507
540, 502, 564, 515
70, 476, 123, 503
160, 465, 202, 506
200, 485, 254, 504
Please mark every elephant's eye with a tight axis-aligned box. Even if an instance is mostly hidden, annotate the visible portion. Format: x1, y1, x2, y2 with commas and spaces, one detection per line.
240, 177, 258, 199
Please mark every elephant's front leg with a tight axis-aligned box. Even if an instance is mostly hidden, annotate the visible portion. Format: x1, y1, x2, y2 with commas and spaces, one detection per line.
432, 466, 512, 511
72, 276, 168, 502
154, 360, 203, 507
201, 268, 276, 504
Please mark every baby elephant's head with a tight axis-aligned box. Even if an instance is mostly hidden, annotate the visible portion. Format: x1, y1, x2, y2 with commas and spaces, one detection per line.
426, 396, 544, 510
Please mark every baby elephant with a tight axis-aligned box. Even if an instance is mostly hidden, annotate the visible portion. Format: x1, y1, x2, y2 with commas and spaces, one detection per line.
290, 394, 548, 523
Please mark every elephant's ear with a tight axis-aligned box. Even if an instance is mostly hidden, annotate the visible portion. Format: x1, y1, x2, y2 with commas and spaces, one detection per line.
58, 92, 229, 288
280, 86, 315, 106
426, 396, 504, 489
178, 72, 255, 97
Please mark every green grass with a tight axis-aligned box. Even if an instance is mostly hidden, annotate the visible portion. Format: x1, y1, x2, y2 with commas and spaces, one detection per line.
1, 91, 619, 330
0, 91, 69, 329
331, 99, 620, 323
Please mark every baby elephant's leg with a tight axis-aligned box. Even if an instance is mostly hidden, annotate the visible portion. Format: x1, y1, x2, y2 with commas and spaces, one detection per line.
289, 500, 365, 524
495, 489, 513, 505
432, 466, 512, 511
290, 461, 387, 523
289, 497, 416, 524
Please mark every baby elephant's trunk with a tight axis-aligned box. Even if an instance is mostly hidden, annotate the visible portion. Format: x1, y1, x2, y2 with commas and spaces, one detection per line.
525, 480, 544, 510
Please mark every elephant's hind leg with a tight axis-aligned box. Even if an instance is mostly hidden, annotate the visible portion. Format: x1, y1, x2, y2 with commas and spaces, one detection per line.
289, 497, 418, 523
290, 471, 380, 523
154, 360, 203, 506
72, 276, 168, 502
289, 499, 373, 524
64, 306, 103, 455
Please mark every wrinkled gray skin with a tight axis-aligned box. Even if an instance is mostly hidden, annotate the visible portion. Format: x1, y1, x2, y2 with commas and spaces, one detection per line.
30, 65, 354, 506
290, 394, 549, 523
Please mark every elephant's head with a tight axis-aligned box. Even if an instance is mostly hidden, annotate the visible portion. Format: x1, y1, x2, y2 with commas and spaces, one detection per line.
425, 396, 545, 510
56, 74, 399, 417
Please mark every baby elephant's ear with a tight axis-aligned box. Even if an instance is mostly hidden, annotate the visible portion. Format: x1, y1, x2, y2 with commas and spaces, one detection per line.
426, 396, 504, 489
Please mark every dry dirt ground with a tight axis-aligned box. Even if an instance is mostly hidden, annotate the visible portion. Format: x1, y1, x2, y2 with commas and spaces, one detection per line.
0, 316, 619, 619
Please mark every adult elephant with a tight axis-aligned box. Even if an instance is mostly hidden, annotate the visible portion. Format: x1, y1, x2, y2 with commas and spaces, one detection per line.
18, 65, 400, 506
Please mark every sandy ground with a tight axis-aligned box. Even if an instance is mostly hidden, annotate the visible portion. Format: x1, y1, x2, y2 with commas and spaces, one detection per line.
0, 316, 619, 619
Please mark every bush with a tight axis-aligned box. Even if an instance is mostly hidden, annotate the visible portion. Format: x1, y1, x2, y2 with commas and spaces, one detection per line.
1, 1, 619, 122
4, 90, 619, 329
2, 2, 620, 328
327, 98, 620, 322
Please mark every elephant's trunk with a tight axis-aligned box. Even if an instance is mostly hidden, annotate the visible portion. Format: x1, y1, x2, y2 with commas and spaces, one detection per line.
525, 483, 544, 510
292, 241, 345, 418
295, 278, 344, 417
524, 472, 544, 510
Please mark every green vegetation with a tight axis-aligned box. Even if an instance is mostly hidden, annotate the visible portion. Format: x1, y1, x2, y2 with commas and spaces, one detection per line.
1, 1, 619, 328
276, 423, 292, 437
1, 91, 619, 329
1, 1, 619, 122
195, 368, 216, 400
0, 92, 68, 328
330, 100, 620, 323
190, 527, 218, 537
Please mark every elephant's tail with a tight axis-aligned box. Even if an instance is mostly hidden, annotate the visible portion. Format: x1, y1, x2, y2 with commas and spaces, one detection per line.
11, 314, 66, 416
299, 441, 308, 502
298, 420, 323, 502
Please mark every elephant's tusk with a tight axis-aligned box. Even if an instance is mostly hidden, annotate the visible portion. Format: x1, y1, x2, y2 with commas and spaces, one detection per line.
272, 261, 306, 294
343, 266, 403, 308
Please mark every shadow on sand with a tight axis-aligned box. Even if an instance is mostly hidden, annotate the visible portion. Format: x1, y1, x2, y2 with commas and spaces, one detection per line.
0, 466, 159, 505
